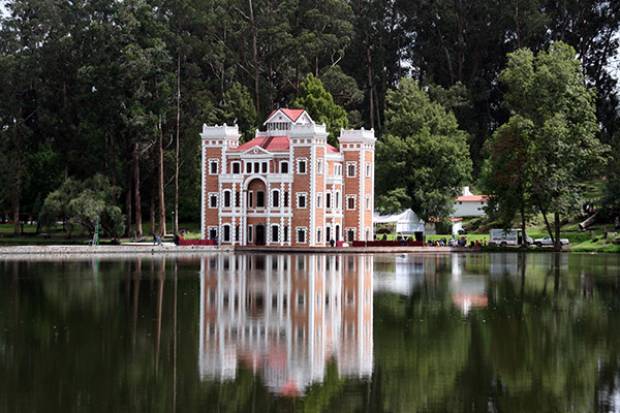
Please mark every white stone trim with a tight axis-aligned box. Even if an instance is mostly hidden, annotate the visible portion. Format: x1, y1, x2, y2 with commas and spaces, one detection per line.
296, 192, 308, 209
296, 157, 308, 175
208, 158, 220, 175
200, 141, 206, 239
295, 226, 308, 244
208, 192, 219, 208
346, 195, 357, 210
346, 161, 357, 178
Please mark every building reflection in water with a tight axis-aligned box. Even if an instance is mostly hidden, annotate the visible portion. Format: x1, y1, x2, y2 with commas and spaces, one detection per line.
198, 254, 373, 396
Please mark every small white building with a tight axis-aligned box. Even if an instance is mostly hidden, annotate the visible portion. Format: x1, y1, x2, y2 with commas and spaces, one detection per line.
451, 187, 488, 218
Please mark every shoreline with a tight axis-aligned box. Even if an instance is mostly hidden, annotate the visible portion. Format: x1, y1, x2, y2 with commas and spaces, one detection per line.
0, 244, 480, 257
0, 244, 604, 257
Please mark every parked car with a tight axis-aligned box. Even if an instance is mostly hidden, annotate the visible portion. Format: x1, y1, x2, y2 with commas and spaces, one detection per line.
534, 237, 570, 247
489, 229, 533, 246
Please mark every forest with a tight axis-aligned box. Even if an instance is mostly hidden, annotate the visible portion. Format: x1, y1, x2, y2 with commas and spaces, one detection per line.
1, 0, 619, 240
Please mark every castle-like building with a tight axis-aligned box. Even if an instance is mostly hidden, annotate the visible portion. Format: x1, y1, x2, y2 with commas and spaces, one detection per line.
200, 108, 376, 246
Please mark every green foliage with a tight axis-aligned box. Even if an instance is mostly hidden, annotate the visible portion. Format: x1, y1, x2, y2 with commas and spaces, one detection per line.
491, 42, 609, 243
217, 82, 257, 142
482, 115, 536, 228
376, 78, 472, 221
40, 175, 125, 238
292, 74, 348, 145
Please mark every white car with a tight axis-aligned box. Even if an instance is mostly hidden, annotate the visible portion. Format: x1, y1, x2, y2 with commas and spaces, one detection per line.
534, 237, 569, 247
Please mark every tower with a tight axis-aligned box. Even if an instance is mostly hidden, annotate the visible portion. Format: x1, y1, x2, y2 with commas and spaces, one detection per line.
200, 123, 240, 240
339, 128, 376, 242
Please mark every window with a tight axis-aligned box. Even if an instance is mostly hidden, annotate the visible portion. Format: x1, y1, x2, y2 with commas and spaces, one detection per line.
272, 190, 280, 208
261, 162, 268, 173
346, 162, 356, 177
208, 227, 218, 240
223, 190, 231, 208
335, 164, 342, 176
235, 225, 240, 242
297, 227, 307, 243
283, 226, 289, 242
317, 228, 322, 243
317, 193, 322, 208
336, 191, 341, 209
297, 159, 307, 174
366, 164, 372, 177
235, 192, 240, 208
271, 225, 279, 242
248, 191, 253, 208
284, 191, 289, 207
347, 196, 356, 210
247, 225, 253, 242
232, 162, 241, 174
257, 191, 265, 207
347, 229, 355, 242
246, 162, 252, 174
209, 193, 218, 208
366, 195, 371, 210
280, 161, 289, 174
297, 193, 307, 209
317, 159, 323, 174
223, 225, 231, 242
326, 193, 331, 209
209, 160, 218, 175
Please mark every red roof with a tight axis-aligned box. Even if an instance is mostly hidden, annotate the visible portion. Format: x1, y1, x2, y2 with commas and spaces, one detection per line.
267, 108, 305, 122
231, 136, 290, 153
327, 144, 339, 153
457, 195, 488, 202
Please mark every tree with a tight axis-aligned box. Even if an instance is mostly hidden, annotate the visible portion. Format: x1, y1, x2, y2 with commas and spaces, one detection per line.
376, 78, 472, 221
604, 132, 620, 219
40, 175, 125, 239
482, 115, 536, 246
291, 74, 348, 145
498, 42, 608, 249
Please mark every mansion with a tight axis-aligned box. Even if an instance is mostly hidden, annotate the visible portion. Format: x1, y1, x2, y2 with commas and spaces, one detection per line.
200, 108, 376, 247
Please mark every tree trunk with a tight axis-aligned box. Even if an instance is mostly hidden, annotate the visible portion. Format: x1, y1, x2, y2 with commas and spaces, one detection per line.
174, 52, 181, 235
150, 189, 156, 238
366, 46, 374, 129
12, 191, 20, 236
133, 143, 143, 239
249, 0, 260, 113
538, 203, 555, 244
520, 203, 527, 248
554, 212, 562, 252
125, 172, 132, 238
158, 118, 166, 237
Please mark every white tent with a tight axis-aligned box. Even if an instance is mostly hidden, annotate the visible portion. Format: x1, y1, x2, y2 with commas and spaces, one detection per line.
374, 209, 425, 234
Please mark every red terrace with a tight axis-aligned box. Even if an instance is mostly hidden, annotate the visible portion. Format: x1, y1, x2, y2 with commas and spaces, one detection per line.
200, 108, 376, 247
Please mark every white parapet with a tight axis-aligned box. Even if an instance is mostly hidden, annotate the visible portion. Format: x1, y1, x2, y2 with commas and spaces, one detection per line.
338, 127, 376, 144
290, 122, 328, 138
201, 123, 241, 141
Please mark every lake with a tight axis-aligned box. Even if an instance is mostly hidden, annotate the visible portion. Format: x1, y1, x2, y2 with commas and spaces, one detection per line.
1, 252, 620, 412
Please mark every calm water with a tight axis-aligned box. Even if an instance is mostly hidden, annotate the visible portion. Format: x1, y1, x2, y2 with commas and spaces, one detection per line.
1, 253, 620, 412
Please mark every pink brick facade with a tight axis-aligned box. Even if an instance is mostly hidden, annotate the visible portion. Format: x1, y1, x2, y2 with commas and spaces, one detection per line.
200, 109, 376, 247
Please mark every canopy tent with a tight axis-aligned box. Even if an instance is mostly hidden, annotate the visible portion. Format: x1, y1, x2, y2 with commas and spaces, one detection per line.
374, 209, 425, 236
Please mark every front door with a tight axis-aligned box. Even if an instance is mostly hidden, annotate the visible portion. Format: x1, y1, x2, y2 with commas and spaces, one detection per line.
255, 224, 266, 245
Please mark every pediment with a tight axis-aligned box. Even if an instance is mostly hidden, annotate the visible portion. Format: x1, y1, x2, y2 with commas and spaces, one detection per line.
242, 145, 272, 156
